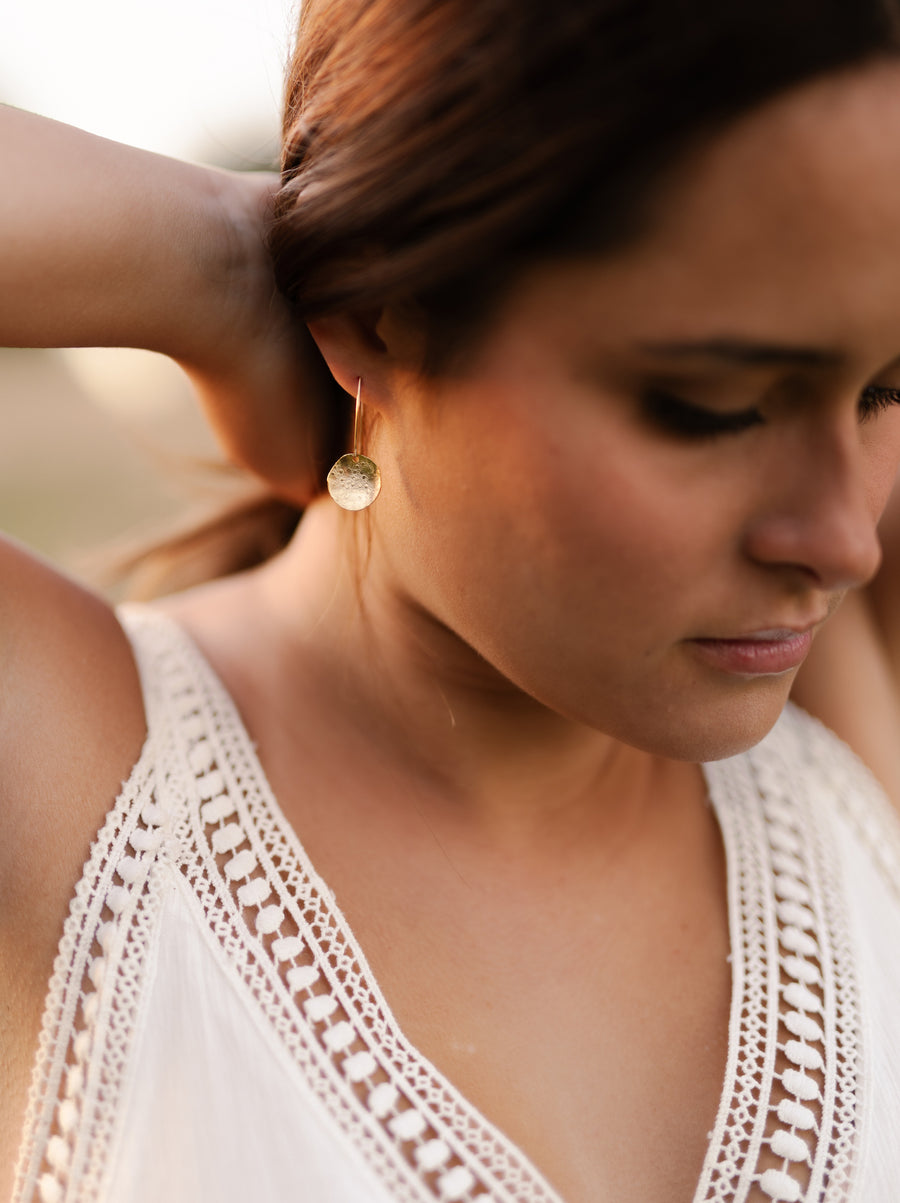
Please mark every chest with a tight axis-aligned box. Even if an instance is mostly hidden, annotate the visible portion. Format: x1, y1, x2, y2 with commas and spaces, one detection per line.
353, 888, 733, 1203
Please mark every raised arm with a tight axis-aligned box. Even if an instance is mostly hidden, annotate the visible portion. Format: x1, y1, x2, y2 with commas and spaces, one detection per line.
1, 105, 235, 353
0, 110, 332, 1179
0, 105, 325, 502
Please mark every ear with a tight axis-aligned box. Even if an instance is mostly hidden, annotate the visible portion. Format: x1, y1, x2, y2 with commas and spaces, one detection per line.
306, 312, 391, 406
307, 306, 426, 407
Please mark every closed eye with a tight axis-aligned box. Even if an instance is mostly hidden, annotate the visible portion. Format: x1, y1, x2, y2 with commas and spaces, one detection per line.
641, 389, 764, 439
644, 384, 900, 439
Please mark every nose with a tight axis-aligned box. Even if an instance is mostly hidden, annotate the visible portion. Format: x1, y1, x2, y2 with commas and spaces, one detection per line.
743, 426, 883, 591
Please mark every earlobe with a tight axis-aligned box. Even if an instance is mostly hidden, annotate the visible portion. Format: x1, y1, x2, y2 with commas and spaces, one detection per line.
306, 312, 391, 405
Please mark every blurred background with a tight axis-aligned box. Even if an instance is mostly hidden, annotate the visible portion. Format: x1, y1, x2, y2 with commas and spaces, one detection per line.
0, 0, 297, 582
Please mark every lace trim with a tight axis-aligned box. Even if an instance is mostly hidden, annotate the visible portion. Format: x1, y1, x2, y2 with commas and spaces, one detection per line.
11, 741, 167, 1203
13, 610, 867, 1203
696, 708, 864, 1203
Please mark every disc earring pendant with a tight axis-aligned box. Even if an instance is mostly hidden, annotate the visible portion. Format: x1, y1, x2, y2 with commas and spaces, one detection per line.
326, 379, 382, 510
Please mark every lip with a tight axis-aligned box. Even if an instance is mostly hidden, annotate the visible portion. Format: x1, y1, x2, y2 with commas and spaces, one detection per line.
688, 628, 816, 676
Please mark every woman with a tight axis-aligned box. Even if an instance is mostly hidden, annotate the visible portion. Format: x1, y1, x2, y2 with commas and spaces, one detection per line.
3, 0, 900, 1200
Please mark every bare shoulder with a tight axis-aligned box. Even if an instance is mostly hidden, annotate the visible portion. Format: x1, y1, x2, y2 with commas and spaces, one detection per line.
0, 533, 146, 963
791, 587, 900, 812
0, 536, 147, 1202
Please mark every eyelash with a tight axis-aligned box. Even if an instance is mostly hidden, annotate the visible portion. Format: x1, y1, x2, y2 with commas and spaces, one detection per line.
643, 385, 900, 439
859, 385, 900, 421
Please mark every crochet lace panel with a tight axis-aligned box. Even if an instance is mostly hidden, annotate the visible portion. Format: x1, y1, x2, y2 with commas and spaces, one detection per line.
13, 609, 878, 1203
11, 740, 163, 1203
697, 709, 867, 1203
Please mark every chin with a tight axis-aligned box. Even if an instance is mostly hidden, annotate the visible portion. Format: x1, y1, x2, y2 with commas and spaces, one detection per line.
608, 675, 795, 764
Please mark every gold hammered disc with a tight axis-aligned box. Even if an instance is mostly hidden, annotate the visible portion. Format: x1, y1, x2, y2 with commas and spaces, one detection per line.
327, 454, 382, 510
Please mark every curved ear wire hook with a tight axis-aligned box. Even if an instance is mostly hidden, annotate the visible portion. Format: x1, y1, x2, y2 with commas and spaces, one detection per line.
326, 378, 382, 510
352, 375, 363, 458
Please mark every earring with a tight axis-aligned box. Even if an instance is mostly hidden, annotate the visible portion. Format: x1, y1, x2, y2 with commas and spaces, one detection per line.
326, 378, 382, 510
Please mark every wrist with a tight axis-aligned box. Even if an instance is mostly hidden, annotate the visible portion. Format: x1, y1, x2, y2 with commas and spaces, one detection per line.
166, 167, 281, 372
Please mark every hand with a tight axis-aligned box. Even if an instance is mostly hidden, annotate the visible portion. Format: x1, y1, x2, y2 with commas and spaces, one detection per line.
177, 170, 332, 507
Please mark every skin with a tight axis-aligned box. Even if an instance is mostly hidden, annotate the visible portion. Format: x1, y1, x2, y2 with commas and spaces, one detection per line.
5, 59, 900, 1203
0, 105, 327, 501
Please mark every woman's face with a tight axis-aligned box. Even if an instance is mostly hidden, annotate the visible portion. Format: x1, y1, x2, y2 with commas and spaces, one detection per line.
369, 61, 900, 761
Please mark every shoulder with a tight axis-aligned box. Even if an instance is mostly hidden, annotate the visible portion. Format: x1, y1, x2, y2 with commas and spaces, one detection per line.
0, 535, 146, 969
790, 588, 900, 815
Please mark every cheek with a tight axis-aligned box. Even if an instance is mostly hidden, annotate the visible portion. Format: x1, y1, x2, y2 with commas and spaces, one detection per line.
865, 409, 900, 516
518, 439, 720, 651
381, 382, 787, 756
388, 380, 727, 663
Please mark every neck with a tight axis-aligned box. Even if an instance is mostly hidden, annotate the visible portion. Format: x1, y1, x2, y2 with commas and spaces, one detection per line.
236, 498, 698, 850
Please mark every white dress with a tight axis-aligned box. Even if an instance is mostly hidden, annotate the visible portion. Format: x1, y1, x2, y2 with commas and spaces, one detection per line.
11, 606, 900, 1203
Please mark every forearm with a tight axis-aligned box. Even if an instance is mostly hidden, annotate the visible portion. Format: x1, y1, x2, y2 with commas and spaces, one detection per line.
0, 105, 249, 364
1, 105, 329, 504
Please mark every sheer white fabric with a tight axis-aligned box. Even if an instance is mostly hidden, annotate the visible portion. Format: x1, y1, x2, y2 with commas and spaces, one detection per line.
11, 606, 900, 1203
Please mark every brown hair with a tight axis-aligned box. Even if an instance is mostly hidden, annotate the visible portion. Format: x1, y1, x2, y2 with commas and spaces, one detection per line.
270, 0, 900, 326
130, 0, 900, 596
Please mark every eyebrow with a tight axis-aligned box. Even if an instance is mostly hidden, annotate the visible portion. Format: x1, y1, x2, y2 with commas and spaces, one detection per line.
636, 338, 844, 369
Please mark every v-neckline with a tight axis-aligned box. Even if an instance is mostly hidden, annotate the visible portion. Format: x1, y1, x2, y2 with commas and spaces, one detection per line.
134, 606, 866, 1203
